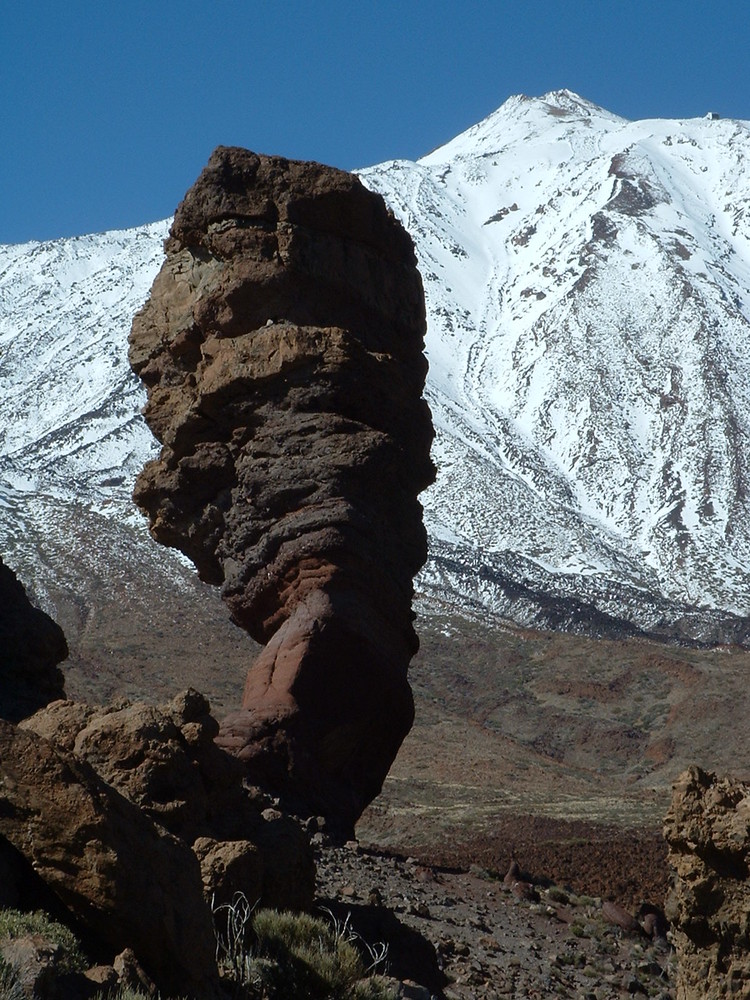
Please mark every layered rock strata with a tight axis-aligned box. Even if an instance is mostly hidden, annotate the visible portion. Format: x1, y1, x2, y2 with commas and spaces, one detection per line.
664, 766, 750, 999
129, 147, 434, 831
0, 556, 66, 721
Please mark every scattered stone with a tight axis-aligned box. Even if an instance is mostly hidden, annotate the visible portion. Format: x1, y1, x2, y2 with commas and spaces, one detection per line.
113, 948, 157, 996
193, 837, 264, 909
511, 880, 539, 902
601, 900, 641, 934
83, 965, 119, 989
622, 971, 645, 993
636, 903, 669, 942
503, 860, 521, 888
400, 979, 433, 999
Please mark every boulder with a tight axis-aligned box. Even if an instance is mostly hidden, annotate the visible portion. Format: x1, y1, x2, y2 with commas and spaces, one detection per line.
664, 765, 750, 999
0, 720, 220, 998
22, 690, 235, 840
0, 556, 66, 722
22, 690, 315, 912
129, 147, 434, 832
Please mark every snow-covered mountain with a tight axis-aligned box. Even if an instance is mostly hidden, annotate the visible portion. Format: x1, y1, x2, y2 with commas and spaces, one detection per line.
3, 90, 750, 646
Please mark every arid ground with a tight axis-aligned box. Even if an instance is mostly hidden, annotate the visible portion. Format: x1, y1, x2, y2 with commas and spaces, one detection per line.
51, 559, 750, 916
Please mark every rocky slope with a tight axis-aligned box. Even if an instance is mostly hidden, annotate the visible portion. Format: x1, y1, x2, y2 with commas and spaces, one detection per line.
313, 836, 674, 1000
2, 91, 750, 648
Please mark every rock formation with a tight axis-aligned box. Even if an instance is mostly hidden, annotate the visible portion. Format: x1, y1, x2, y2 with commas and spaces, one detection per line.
0, 690, 314, 995
664, 766, 750, 999
0, 718, 219, 998
0, 556, 66, 721
129, 146, 434, 832
21, 690, 315, 912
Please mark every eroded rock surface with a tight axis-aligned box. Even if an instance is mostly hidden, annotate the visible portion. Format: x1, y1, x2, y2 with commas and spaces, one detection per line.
664, 766, 750, 999
0, 556, 66, 721
0, 688, 315, 995
22, 690, 315, 912
0, 719, 219, 998
129, 147, 434, 831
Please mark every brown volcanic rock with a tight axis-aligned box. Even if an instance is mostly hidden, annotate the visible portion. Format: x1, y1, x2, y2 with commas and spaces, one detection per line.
0, 556, 66, 721
22, 690, 315, 912
129, 147, 434, 831
664, 766, 750, 999
0, 719, 219, 998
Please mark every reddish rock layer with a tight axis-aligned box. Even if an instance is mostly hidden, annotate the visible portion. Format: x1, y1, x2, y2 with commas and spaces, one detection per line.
129, 147, 434, 832
0, 556, 66, 722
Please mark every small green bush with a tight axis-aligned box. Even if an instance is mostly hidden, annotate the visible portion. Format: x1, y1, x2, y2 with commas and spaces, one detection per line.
546, 885, 569, 904
0, 957, 25, 1000
0, 907, 87, 974
214, 895, 397, 1000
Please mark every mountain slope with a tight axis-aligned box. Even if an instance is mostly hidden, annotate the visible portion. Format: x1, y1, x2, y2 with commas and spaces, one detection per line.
361, 90, 750, 641
2, 90, 750, 649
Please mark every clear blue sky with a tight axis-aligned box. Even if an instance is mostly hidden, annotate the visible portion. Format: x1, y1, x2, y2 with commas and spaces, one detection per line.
3, 0, 748, 244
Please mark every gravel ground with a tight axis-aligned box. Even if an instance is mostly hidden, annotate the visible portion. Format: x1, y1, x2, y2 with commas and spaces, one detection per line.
313, 837, 674, 999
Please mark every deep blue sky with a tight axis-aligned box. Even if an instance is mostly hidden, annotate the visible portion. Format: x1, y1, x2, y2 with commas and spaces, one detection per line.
3, 1, 748, 244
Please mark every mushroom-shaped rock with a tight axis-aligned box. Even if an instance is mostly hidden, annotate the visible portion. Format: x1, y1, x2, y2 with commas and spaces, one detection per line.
129, 147, 434, 833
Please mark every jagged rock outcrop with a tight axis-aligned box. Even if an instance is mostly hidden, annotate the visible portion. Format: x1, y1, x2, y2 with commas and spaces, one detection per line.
22, 690, 315, 911
0, 719, 220, 998
129, 147, 434, 832
664, 766, 750, 999
0, 689, 315, 995
0, 556, 66, 721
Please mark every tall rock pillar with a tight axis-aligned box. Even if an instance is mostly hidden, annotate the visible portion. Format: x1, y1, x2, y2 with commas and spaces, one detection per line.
129, 147, 434, 832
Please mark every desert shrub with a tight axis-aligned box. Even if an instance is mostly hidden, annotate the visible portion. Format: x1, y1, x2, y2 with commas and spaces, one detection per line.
546, 885, 569, 904
214, 894, 396, 1000
0, 907, 87, 973
0, 956, 25, 1000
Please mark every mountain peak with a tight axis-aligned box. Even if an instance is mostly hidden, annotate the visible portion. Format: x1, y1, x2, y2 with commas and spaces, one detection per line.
537, 88, 627, 119
4, 99, 750, 648
420, 90, 627, 164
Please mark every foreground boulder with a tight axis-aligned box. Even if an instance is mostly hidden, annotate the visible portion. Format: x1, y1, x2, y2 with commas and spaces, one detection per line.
0, 719, 219, 998
664, 766, 750, 999
129, 147, 434, 832
0, 556, 66, 721
22, 690, 315, 912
